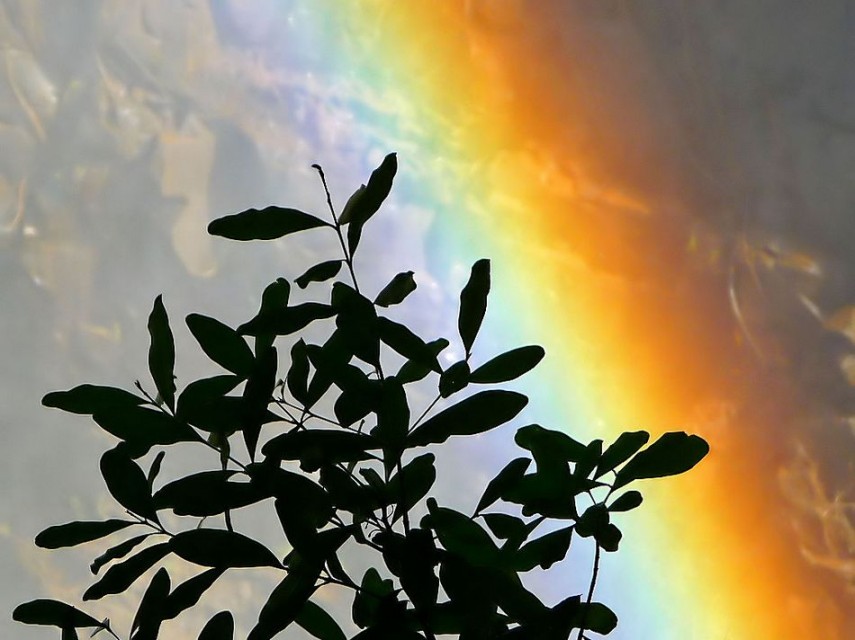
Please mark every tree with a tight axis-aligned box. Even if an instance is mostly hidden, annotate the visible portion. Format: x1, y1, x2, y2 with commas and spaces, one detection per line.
14, 153, 709, 639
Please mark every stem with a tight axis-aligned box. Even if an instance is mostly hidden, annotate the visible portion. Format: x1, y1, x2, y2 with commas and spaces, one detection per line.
312, 163, 361, 293
411, 394, 441, 431
577, 544, 602, 640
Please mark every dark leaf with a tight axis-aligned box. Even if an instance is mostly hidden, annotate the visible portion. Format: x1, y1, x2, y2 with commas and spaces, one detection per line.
130, 567, 170, 639
263, 430, 379, 472
596, 523, 623, 552
163, 568, 225, 620
345, 153, 397, 254
372, 378, 410, 473
469, 346, 545, 384
352, 568, 395, 628
573, 439, 603, 480
83, 543, 171, 600
241, 345, 278, 460
252, 278, 291, 353
374, 271, 416, 307
458, 259, 490, 357
389, 453, 436, 521
186, 314, 254, 377
92, 405, 196, 452
62, 628, 79, 640
147, 451, 166, 489
396, 337, 449, 384
332, 283, 380, 366
239, 302, 336, 337
378, 317, 441, 373
482, 513, 527, 541
574, 602, 618, 634
423, 500, 501, 568
575, 504, 609, 539
248, 553, 324, 640
198, 611, 234, 640
287, 340, 310, 405
147, 295, 175, 411
247, 464, 332, 528
318, 465, 382, 517
170, 529, 280, 569
153, 471, 260, 517
515, 424, 588, 464
475, 457, 530, 514
208, 206, 329, 241
512, 526, 573, 571
42, 384, 144, 415
608, 490, 643, 513
408, 390, 527, 447
296, 260, 343, 289
595, 431, 650, 479
90, 534, 151, 575
35, 520, 134, 549
100, 447, 158, 522
295, 600, 347, 640
176, 376, 244, 433
613, 432, 710, 489
438, 360, 470, 398
338, 184, 365, 225
13, 600, 103, 629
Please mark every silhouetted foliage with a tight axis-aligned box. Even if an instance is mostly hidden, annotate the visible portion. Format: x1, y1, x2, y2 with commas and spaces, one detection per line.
15, 154, 709, 639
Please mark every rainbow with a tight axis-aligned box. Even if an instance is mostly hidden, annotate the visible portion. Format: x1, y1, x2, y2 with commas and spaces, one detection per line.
215, 2, 846, 638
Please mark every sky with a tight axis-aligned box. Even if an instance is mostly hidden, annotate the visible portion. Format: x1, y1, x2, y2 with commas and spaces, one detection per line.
1, 1, 854, 638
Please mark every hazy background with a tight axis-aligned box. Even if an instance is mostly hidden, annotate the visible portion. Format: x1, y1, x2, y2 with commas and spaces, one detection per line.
2, 1, 854, 638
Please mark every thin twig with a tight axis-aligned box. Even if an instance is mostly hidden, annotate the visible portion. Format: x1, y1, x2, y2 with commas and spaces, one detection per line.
312, 163, 361, 293
577, 544, 602, 640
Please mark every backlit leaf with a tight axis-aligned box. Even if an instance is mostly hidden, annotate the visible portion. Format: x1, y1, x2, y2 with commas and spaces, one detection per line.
345, 153, 397, 254
35, 520, 134, 549
608, 490, 643, 513
469, 346, 545, 384
42, 385, 144, 415
13, 599, 102, 629
374, 271, 416, 307
100, 447, 157, 522
208, 206, 329, 241
162, 568, 226, 620
170, 529, 280, 569
238, 303, 335, 337
458, 259, 490, 357
90, 534, 151, 575
147, 295, 175, 411
130, 567, 170, 639
296, 260, 342, 289
595, 431, 650, 479
198, 611, 234, 640
295, 600, 347, 640
378, 317, 440, 373
408, 390, 527, 447
613, 432, 710, 489
475, 457, 530, 514
83, 543, 171, 600
186, 314, 254, 377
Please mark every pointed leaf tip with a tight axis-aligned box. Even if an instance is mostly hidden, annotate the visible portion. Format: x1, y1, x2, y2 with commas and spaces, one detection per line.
208, 206, 329, 241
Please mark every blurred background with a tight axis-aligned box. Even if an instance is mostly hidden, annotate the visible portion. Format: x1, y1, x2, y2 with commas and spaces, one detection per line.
1, 1, 853, 638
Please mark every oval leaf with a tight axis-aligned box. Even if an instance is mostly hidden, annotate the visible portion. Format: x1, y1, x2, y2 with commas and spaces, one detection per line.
608, 490, 644, 513
186, 314, 255, 377
374, 271, 416, 307
13, 600, 102, 629
100, 447, 157, 522
345, 153, 397, 254
91, 534, 151, 575
199, 611, 235, 640
148, 295, 176, 411
378, 317, 440, 373
613, 432, 710, 489
595, 431, 650, 479
42, 385, 144, 415
408, 390, 527, 447
469, 345, 545, 384
295, 600, 347, 640
163, 568, 226, 620
295, 260, 343, 289
208, 206, 329, 241
84, 542, 171, 600
170, 529, 280, 569
458, 259, 490, 357
36, 519, 134, 549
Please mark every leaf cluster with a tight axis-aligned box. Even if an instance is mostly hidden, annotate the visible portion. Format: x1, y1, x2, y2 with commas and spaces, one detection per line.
15, 154, 709, 640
